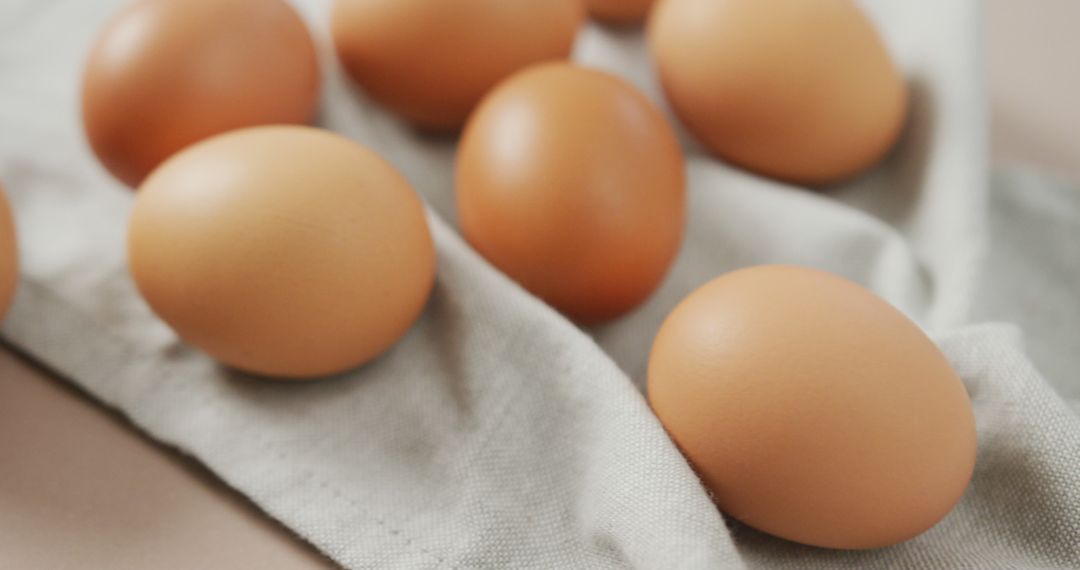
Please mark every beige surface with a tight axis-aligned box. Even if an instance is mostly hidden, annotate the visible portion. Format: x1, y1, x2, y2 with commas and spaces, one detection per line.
987, 0, 1080, 180
0, 2, 1077, 567
0, 347, 336, 570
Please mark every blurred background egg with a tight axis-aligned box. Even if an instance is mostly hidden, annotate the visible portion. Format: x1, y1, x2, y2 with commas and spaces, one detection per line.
0, 184, 17, 322
647, 266, 976, 549
648, 0, 907, 185
585, 0, 654, 25
128, 126, 435, 379
456, 63, 685, 324
331, 0, 582, 131
82, 0, 321, 187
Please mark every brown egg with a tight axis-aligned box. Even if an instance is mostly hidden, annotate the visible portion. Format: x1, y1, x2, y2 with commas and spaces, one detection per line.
0, 184, 17, 322
128, 126, 435, 379
585, 0, 654, 25
648, 266, 976, 549
82, 0, 320, 187
648, 0, 907, 185
456, 63, 685, 324
331, 0, 582, 131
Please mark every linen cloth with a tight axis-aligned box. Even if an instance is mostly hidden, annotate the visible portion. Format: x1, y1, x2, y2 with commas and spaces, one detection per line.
2, 0, 1079, 567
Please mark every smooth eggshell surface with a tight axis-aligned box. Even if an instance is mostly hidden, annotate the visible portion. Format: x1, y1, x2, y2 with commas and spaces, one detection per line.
0, 185, 17, 322
128, 126, 435, 379
648, 265, 976, 549
649, 0, 907, 185
332, 0, 582, 130
456, 63, 685, 324
83, 0, 320, 187
585, 0, 655, 25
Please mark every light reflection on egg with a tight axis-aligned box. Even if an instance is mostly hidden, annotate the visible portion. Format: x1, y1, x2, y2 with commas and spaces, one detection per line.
332, 0, 583, 130
82, 0, 321, 187
648, 266, 976, 549
649, 0, 907, 185
128, 126, 435, 379
456, 63, 685, 324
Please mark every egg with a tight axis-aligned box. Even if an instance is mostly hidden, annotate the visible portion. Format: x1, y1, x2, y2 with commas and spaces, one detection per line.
331, 0, 582, 130
585, 0, 654, 25
456, 63, 685, 324
648, 266, 976, 549
648, 0, 907, 185
82, 0, 320, 187
128, 126, 435, 379
0, 184, 17, 322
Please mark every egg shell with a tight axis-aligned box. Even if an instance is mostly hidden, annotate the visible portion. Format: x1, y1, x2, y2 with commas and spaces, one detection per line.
82, 0, 321, 187
456, 63, 685, 324
128, 126, 435, 379
331, 0, 582, 130
0, 184, 17, 322
647, 265, 976, 549
649, 0, 907, 185
585, 0, 655, 25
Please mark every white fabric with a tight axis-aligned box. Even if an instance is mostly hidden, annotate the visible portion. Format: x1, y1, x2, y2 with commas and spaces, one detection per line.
2, 0, 1079, 567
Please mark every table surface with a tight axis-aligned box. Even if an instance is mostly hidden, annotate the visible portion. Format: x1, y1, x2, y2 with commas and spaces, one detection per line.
2, 2, 1078, 568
